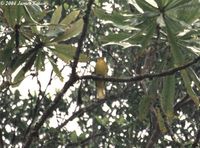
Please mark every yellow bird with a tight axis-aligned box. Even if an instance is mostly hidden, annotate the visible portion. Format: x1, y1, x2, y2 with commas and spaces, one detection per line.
95, 57, 108, 99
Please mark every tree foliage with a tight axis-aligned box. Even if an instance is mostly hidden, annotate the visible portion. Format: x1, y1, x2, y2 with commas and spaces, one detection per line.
0, 0, 200, 147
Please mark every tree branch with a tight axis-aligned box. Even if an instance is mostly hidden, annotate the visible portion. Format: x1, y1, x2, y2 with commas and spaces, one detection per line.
146, 126, 160, 148
71, 0, 94, 75
80, 56, 200, 82
22, 0, 94, 147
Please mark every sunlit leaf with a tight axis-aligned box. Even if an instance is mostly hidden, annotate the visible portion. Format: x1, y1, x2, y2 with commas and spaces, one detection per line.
101, 32, 131, 43
102, 42, 134, 49
45, 26, 65, 37
48, 44, 75, 63
52, 19, 83, 42
24, 5, 46, 23
60, 10, 80, 27
50, 5, 62, 25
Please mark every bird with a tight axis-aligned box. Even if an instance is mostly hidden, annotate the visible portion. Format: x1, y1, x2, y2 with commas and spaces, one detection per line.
95, 57, 108, 99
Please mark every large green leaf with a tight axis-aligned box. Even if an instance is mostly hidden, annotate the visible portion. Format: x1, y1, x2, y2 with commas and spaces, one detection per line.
161, 75, 175, 121
60, 10, 80, 27
23, 5, 46, 23
52, 19, 83, 42
47, 44, 77, 63
165, 18, 184, 65
164, 15, 184, 35
50, 5, 62, 25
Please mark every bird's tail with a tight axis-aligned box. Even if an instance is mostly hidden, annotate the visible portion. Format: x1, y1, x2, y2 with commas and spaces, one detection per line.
96, 80, 105, 99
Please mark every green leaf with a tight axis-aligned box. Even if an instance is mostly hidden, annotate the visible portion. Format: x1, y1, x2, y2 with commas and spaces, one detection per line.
94, 8, 134, 28
174, 2, 200, 24
45, 26, 65, 37
165, 18, 184, 65
161, 75, 175, 121
95, 116, 109, 126
48, 56, 64, 82
138, 96, 151, 121
117, 116, 126, 125
3, 6, 17, 27
181, 70, 199, 107
165, 0, 193, 11
101, 32, 131, 43
52, 19, 83, 42
13, 68, 26, 86
60, 10, 80, 27
155, 0, 171, 8
50, 5, 62, 25
23, 5, 46, 23
155, 107, 167, 133
47, 44, 76, 63
34, 50, 45, 71
165, 15, 184, 35
135, 0, 158, 12
69, 131, 78, 143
